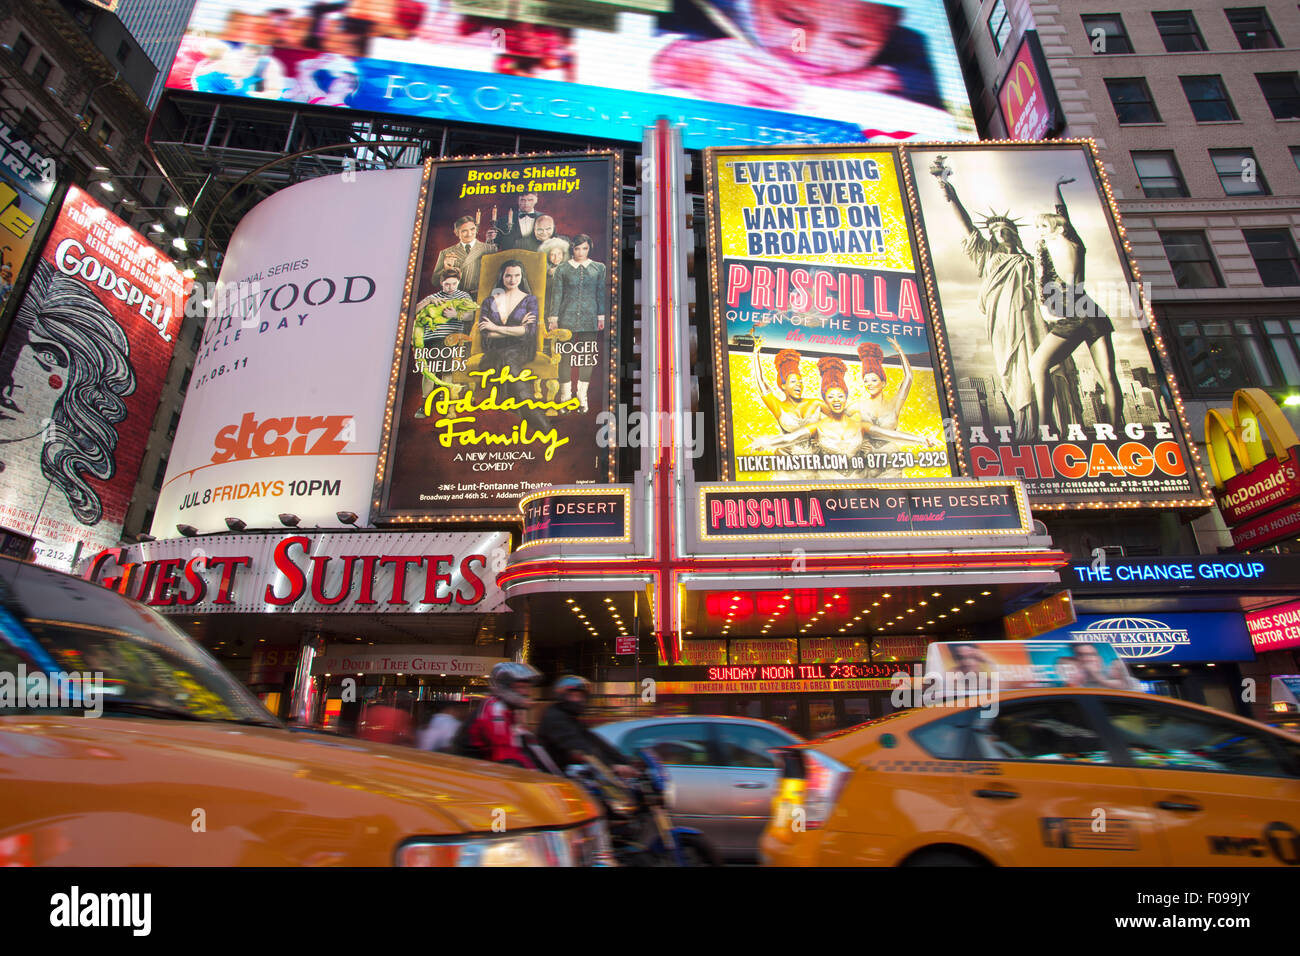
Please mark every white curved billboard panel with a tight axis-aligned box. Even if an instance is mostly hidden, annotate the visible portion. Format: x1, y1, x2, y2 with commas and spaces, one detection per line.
152, 168, 422, 536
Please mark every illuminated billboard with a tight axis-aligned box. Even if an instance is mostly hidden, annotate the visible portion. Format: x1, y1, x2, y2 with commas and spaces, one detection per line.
373, 152, 620, 522
0, 123, 56, 318
152, 168, 423, 536
163, 0, 974, 148
997, 31, 1062, 141
705, 147, 953, 482
0, 186, 186, 568
905, 143, 1210, 508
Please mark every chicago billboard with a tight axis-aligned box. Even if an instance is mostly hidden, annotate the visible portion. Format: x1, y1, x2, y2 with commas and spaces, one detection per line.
373, 153, 619, 522
0, 187, 186, 568
705, 147, 953, 482
162, 0, 974, 148
905, 143, 1209, 508
151, 168, 423, 535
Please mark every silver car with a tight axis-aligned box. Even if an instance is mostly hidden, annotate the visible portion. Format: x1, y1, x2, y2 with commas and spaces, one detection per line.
594, 716, 802, 862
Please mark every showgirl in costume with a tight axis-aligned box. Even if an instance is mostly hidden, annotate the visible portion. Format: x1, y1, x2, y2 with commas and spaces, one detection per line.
753, 339, 824, 434
854, 338, 919, 476
750, 356, 935, 469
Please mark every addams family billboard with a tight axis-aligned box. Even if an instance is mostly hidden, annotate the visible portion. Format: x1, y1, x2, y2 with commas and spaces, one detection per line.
161, 0, 974, 148
372, 152, 620, 522
0, 187, 186, 567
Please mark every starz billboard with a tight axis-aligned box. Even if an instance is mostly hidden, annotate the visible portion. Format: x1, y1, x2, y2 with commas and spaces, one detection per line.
161, 0, 974, 149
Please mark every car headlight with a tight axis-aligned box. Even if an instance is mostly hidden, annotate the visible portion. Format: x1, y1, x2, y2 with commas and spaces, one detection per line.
396, 820, 612, 867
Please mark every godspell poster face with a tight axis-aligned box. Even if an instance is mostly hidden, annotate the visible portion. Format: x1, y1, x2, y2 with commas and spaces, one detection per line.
707, 148, 952, 482
375, 153, 619, 521
906, 144, 1208, 507
0, 186, 185, 568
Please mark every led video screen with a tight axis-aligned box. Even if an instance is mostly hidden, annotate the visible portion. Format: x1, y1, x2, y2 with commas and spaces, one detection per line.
164, 0, 975, 149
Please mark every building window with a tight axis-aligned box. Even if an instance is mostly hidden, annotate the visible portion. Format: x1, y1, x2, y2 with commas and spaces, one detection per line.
180, 366, 192, 390
11, 33, 33, 67
15, 108, 42, 142
141, 509, 154, 537
190, 323, 204, 351
1257, 73, 1300, 119
30, 55, 52, 86
1173, 317, 1300, 390
988, 0, 1011, 53
1152, 11, 1206, 51
1210, 149, 1270, 195
1132, 151, 1188, 197
1243, 229, 1300, 287
1106, 78, 1161, 123
81, 107, 99, 133
167, 411, 181, 440
1082, 14, 1134, 54
1225, 7, 1282, 49
1159, 231, 1224, 288
1292, 147, 1300, 174
96, 122, 114, 147
1180, 75, 1238, 121
152, 458, 168, 492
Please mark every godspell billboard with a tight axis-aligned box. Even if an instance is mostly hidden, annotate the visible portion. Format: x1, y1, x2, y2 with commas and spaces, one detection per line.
0, 187, 186, 568
162, 0, 974, 148
372, 152, 620, 522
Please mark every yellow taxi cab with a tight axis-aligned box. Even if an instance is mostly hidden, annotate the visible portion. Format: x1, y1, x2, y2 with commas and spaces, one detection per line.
761, 642, 1300, 867
0, 557, 608, 866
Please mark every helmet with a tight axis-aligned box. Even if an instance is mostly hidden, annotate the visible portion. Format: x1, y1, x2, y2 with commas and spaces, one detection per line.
490, 661, 541, 709
553, 675, 592, 697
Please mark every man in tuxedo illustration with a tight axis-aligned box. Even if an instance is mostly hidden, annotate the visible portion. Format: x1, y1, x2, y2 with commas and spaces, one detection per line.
435, 216, 497, 297
492, 193, 548, 252
546, 234, 607, 412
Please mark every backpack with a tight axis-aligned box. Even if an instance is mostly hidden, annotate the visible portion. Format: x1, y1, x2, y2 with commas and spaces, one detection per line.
451, 698, 491, 760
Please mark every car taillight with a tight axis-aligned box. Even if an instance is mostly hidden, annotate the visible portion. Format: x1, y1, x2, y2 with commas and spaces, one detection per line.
802, 751, 851, 829
395, 820, 612, 867
770, 748, 850, 832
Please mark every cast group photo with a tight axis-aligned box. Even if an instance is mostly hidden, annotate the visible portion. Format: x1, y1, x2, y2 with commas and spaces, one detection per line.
743, 331, 939, 479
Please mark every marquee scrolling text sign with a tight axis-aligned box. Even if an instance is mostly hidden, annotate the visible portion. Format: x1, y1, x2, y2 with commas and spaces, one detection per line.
519, 488, 631, 548
699, 479, 1030, 541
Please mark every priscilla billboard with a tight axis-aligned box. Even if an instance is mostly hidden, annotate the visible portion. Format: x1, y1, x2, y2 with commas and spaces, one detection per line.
151, 168, 422, 535
0, 187, 185, 568
705, 147, 953, 483
161, 0, 974, 148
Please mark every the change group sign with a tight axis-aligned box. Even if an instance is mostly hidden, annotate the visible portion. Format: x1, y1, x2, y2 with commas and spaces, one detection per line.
0, 187, 185, 568
152, 168, 422, 536
706, 148, 953, 485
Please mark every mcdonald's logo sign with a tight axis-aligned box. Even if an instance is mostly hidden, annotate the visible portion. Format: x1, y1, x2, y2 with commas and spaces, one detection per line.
998, 32, 1061, 141
1205, 388, 1300, 541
